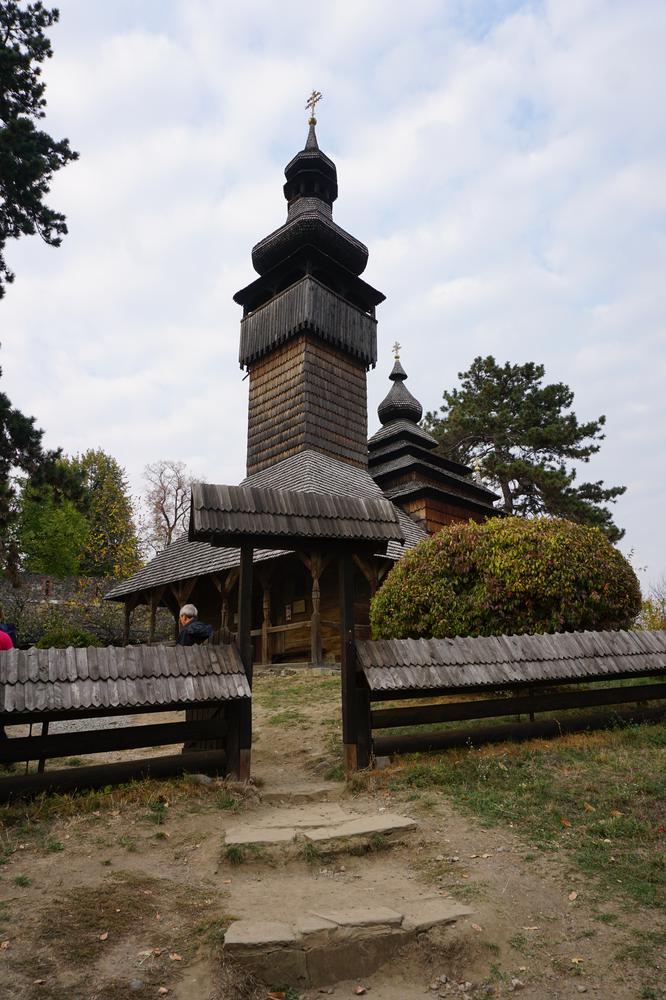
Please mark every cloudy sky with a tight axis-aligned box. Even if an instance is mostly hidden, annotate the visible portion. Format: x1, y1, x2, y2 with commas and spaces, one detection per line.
2, 0, 665, 586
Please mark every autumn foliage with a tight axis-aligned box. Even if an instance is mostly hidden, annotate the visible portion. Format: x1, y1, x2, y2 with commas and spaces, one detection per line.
370, 517, 641, 640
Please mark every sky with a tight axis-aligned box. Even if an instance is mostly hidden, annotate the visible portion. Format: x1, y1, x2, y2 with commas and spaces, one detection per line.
2, 0, 665, 587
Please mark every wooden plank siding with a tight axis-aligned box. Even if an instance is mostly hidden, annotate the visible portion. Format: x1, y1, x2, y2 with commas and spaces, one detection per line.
247, 334, 370, 475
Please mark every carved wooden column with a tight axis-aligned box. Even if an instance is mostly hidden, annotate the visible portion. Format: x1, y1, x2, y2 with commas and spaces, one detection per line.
148, 587, 164, 644
310, 555, 322, 666
237, 543, 254, 780
261, 584, 272, 665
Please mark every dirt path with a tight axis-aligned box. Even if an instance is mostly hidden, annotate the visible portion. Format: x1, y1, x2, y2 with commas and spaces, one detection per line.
0, 671, 663, 1000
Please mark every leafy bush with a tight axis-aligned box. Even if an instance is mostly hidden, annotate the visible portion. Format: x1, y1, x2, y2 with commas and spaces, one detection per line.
36, 625, 102, 648
370, 516, 641, 640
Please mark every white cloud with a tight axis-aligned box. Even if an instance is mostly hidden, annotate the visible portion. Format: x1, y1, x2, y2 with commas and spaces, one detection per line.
2, 0, 665, 586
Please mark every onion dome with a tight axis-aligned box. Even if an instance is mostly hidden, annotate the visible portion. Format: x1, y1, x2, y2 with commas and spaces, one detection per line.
377, 357, 424, 425
251, 121, 369, 277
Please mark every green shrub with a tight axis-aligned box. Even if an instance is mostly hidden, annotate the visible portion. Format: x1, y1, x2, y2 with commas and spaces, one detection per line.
370, 516, 641, 640
35, 626, 102, 648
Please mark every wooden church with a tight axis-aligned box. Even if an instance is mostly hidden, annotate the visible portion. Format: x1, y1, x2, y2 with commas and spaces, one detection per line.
106, 110, 499, 663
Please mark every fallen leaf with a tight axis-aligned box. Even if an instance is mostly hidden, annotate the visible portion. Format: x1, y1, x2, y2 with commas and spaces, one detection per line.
583, 802, 596, 813
568, 891, 579, 901
158, 989, 169, 997
469, 854, 479, 859
471, 923, 483, 932
610, 810, 623, 818
33, 979, 46, 985
152, 947, 163, 956
155, 912, 162, 921
142, 889, 153, 896
169, 953, 183, 962
98, 932, 109, 941
266, 993, 285, 1000
222, 879, 232, 885
522, 926, 539, 931
482, 853, 493, 859
0, 941, 10, 950
560, 817, 572, 828
571, 956, 584, 965
354, 988, 367, 996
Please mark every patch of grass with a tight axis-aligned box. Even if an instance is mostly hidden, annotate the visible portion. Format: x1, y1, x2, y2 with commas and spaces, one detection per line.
14, 873, 31, 887
224, 843, 245, 865
369, 832, 388, 852
593, 911, 619, 924
616, 929, 666, 969
147, 799, 168, 825
301, 841, 322, 865
267, 709, 308, 727
45, 838, 64, 852
216, 790, 240, 812
64, 757, 84, 767
254, 673, 339, 713
365, 720, 666, 910
118, 835, 136, 852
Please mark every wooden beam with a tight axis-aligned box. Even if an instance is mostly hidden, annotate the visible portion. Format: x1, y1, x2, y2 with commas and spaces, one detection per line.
0, 750, 227, 803
371, 682, 666, 730
0, 719, 229, 765
373, 705, 666, 757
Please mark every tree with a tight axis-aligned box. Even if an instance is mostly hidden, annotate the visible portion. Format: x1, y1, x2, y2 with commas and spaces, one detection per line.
423, 356, 626, 542
0, 358, 46, 579
66, 449, 142, 578
0, 1, 78, 297
17, 482, 88, 576
142, 459, 194, 555
636, 576, 666, 631
370, 517, 642, 641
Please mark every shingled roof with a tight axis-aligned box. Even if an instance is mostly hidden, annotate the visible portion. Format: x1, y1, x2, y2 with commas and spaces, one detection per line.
105, 451, 427, 602
357, 630, 666, 693
189, 483, 403, 546
0, 644, 251, 716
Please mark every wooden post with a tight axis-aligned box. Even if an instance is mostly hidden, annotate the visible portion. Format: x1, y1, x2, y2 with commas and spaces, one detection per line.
123, 602, 132, 645
37, 720, 49, 774
310, 553, 322, 666
237, 543, 253, 780
339, 551, 358, 775
261, 583, 271, 665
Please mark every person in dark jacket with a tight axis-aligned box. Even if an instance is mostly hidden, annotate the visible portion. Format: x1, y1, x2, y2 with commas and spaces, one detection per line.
177, 604, 213, 646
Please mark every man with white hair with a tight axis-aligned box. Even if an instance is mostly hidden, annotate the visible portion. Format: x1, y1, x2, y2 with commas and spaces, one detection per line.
176, 604, 213, 647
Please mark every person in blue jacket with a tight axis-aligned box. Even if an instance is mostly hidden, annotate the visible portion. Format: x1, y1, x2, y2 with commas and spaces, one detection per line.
176, 604, 213, 646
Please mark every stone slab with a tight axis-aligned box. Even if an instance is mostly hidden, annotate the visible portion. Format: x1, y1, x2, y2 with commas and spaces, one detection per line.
225, 826, 297, 846
296, 914, 338, 936
312, 906, 403, 929
262, 783, 343, 804
224, 919, 298, 949
304, 813, 417, 843
401, 899, 474, 932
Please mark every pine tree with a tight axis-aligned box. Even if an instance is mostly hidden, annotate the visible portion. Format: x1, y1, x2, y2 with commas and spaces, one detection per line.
424, 356, 626, 542
0, 1, 78, 297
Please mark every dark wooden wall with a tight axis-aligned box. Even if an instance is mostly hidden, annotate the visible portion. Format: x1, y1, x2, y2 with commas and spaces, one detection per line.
246, 334, 368, 475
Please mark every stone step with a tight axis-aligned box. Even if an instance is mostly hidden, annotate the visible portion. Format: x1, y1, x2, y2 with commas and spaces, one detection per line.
260, 781, 343, 805
223, 807, 417, 852
224, 898, 473, 987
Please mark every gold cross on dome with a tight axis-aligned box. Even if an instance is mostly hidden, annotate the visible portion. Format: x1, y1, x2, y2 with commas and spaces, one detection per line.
392, 341, 402, 360
305, 89, 323, 123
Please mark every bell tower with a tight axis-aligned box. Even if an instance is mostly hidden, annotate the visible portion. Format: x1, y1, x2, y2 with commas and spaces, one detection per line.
234, 98, 385, 476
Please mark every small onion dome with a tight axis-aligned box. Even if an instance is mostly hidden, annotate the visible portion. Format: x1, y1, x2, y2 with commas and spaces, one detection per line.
283, 122, 338, 208
377, 358, 424, 425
